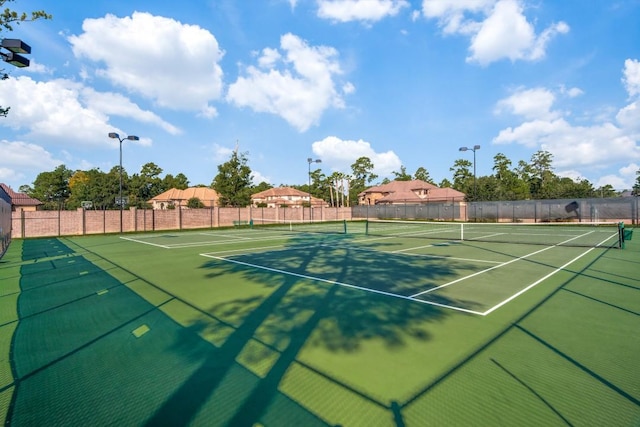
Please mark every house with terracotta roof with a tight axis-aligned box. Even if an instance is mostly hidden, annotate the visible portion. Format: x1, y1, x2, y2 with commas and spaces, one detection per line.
0, 183, 43, 211
357, 180, 465, 205
251, 187, 328, 208
148, 187, 219, 209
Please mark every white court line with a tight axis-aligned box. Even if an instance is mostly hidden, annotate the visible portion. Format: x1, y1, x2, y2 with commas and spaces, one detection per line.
387, 242, 501, 264
204, 244, 288, 256
481, 232, 617, 316
197, 232, 254, 240
200, 252, 484, 315
481, 248, 597, 316
122, 232, 293, 250
410, 230, 598, 299
411, 232, 611, 316
467, 232, 505, 241
120, 236, 170, 248
395, 251, 502, 265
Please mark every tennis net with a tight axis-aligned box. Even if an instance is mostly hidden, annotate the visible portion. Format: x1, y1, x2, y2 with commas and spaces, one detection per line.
250, 218, 347, 234
365, 219, 624, 248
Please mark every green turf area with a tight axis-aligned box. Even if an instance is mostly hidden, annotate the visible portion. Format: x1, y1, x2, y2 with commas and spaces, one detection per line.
0, 225, 639, 426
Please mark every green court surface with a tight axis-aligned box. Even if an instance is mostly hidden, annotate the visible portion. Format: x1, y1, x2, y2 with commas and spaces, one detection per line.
0, 222, 639, 426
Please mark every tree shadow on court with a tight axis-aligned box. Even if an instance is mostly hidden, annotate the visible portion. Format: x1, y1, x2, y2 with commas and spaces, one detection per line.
146, 233, 477, 426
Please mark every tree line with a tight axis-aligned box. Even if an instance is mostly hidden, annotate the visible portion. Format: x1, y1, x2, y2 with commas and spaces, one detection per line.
17, 149, 639, 211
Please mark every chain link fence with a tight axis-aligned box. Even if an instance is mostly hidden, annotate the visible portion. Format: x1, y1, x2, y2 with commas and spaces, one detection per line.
352, 197, 639, 224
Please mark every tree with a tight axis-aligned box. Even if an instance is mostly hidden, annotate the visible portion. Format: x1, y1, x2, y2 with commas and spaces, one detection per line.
130, 162, 164, 207
186, 197, 204, 208
212, 150, 253, 207
439, 178, 452, 188
492, 153, 529, 200
392, 165, 412, 181
252, 181, 273, 193
350, 156, 377, 205
1, 0, 52, 117
67, 170, 91, 209
528, 150, 556, 199
105, 165, 126, 209
326, 171, 352, 207
450, 159, 473, 197
595, 184, 616, 198
163, 173, 189, 191
633, 169, 640, 196
413, 167, 434, 184
29, 165, 72, 209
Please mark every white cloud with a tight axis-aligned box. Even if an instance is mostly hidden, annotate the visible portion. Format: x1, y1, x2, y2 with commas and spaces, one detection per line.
468, 0, 568, 65
422, 0, 494, 34
0, 140, 62, 187
81, 87, 181, 135
494, 87, 558, 120
597, 163, 640, 190
311, 136, 402, 177
616, 101, 640, 136
494, 73, 640, 189
211, 143, 235, 162
0, 76, 174, 144
559, 85, 583, 98
68, 12, 224, 116
251, 170, 271, 185
258, 48, 281, 68
622, 59, 640, 98
226, 33, 352, 132
421, 0, 568, 65
317, 0, 409, 23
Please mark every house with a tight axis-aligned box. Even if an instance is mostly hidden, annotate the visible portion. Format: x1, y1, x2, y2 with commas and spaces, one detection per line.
251, 187, 328, 208
358, 180, 465, 205
148, 187, 219, 209
0, 183, 43, 211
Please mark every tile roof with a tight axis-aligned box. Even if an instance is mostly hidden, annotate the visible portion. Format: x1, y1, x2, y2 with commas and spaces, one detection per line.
358, 179, 438, 196
251, 187, 308, 198
149, 187, 219, 205
358, 179, 466, 204
0, 183, 43, 206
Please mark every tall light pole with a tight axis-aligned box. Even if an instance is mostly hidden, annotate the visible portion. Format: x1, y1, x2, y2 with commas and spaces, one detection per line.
109, 132, 140, 232
307, 157, 321, 221
459, 145, 481, 201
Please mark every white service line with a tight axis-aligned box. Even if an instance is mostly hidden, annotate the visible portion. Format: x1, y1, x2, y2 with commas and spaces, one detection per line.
481, 232, 616, 315
409, 230, 597, 299
198, 232, 254, 240
481, 247, 597, 316
119, 236, 170, 248
200, 252, 484, 315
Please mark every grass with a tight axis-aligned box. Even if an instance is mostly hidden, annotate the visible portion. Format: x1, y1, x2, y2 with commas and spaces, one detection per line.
0, 224, 639, 426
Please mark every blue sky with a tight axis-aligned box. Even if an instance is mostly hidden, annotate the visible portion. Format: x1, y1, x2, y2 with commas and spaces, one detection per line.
1, 0, 640, 192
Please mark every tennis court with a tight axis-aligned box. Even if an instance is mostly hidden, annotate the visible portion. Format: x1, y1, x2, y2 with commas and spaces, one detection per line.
1, 220, 639, 425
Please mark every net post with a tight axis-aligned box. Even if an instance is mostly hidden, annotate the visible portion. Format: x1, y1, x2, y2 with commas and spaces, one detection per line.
365, 219, 369, 236
342, 219, 347, 234
619, 222, 625, 249
460, 222, 464, 241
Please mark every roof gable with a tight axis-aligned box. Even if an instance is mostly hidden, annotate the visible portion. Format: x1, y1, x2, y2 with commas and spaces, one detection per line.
360, 179, 437, 195
150, 187, 218, 202
0, 183, 43, 206
252, 187, 307, 198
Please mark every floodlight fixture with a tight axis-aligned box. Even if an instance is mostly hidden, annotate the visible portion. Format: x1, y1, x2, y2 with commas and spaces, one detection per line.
2, 39, 31, 54
1, 39, 31, 68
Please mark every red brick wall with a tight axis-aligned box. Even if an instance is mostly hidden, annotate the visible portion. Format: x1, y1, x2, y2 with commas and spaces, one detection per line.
10, 206, 353, 238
